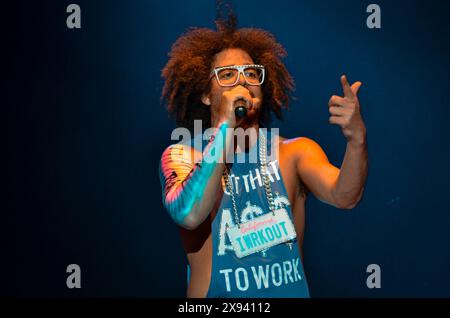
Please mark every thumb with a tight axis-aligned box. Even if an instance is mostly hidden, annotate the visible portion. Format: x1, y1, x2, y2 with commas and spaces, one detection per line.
351, 81, 362, 96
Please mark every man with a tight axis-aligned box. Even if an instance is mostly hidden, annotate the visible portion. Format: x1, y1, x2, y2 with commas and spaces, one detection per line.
159, 14, 368, 298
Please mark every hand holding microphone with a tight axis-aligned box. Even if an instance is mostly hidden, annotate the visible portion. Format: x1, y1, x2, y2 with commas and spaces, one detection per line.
212, 85, 262, 129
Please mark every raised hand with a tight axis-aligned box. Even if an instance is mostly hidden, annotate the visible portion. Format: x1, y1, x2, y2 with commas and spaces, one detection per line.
328, 75, 366, 145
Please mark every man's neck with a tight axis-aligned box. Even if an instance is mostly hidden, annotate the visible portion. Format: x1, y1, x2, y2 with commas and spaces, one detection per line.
234, 121, 259, 154
210, 114, 260, 153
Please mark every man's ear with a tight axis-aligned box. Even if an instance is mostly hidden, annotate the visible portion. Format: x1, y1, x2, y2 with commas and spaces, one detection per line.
201, 93, 211, 106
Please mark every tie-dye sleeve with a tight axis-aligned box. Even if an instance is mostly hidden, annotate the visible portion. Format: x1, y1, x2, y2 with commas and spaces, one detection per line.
159, 122, 229, 228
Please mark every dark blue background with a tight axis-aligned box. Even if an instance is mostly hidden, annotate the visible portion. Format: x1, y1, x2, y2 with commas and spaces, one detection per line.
4, 0, 450, 297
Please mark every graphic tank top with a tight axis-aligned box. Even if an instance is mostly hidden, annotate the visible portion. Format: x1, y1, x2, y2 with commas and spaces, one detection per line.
186, 128, 310, 298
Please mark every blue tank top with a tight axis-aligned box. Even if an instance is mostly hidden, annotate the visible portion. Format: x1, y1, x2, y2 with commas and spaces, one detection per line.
187, 128, 310, 298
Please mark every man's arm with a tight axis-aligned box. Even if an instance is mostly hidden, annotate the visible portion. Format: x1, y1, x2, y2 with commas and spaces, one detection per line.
294, 137, 368, 209
159, 121, 233, 230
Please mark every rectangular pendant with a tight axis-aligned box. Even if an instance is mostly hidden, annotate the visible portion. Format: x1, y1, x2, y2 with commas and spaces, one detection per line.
227, 208, 297, 258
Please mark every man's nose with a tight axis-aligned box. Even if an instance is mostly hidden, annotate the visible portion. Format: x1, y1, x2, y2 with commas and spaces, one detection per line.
237, 71, 247, 86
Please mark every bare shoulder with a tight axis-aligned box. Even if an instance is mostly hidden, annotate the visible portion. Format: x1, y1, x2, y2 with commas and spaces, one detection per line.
159, 142, 204, 188
277, 136, 314, 198
279, 136, 325, 159
160, 142, 203, 165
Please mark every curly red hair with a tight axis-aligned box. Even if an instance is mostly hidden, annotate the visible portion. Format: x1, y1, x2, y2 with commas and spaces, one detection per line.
161, 13, 295, 131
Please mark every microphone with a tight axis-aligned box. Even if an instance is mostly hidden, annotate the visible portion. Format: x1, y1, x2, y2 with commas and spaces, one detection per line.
234, 99, 248, 119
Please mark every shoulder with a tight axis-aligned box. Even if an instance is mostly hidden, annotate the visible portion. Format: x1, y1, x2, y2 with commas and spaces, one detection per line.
279, 136, 328, 163
279, 136, 322, 153
160, 139, 203, 165
159, 140, 204, 180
